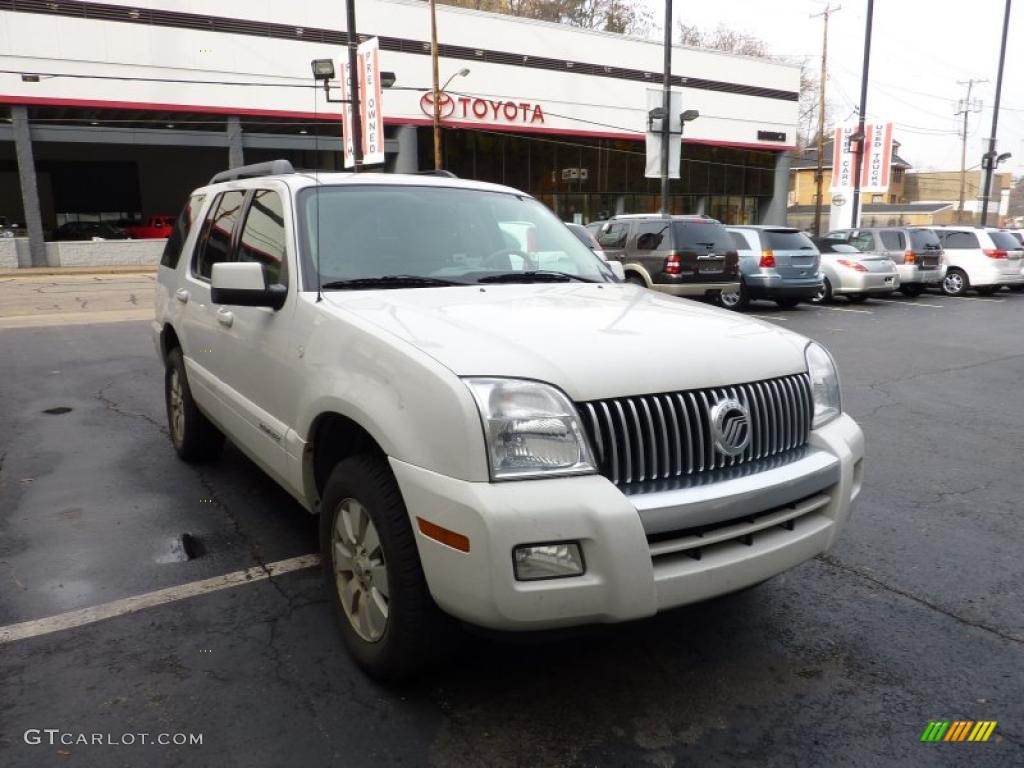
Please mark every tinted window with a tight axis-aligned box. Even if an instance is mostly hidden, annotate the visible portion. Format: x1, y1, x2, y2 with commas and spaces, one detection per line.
909, 230, 941, 250
672, 220, 733, 253
597, 222, 629, 249
880, 230, 905, 250
730, 231, 752, 250
988, 232, 1021, 251
824, 230, 851, 241
764, 230, 816, 251
941, 231, 979, 249
237, 190, 287, 286
567, 224, 600, 250
634, 221, 671, 251
194, 190, 246, 279
850, 232, 875, 252
161, 195, 206, 269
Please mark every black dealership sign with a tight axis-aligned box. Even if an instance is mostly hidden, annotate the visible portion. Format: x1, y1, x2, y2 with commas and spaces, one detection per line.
757, 130, 787, 142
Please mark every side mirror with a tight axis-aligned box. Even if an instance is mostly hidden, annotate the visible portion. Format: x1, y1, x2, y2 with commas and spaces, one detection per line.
607, 261, 626, 281
211, 262, 286, 310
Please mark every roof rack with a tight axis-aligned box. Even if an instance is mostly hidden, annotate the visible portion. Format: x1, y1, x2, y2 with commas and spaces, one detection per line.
413, 169, 458, 178
209, 159, 296, 185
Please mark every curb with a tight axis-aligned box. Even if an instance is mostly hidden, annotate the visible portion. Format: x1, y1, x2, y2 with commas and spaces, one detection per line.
0, 265, 159, 277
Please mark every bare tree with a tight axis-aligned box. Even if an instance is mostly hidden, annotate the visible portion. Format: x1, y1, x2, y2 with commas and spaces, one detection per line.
677, 22, 833, 149
438, 0, 652, 35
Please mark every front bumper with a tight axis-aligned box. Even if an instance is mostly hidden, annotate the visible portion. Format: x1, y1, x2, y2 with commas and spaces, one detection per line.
393, 413, 865, 631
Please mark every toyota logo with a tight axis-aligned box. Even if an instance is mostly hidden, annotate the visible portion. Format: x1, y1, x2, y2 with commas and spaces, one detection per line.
710, 398, 751, 457
419, 91, 455, 119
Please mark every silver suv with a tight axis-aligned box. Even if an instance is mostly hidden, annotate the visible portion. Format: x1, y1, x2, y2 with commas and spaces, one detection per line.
722, 226, 823, 309
825, 227, 944, 297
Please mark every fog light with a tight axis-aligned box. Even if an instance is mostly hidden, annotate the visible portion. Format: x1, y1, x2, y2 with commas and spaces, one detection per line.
513, 542, 585, 581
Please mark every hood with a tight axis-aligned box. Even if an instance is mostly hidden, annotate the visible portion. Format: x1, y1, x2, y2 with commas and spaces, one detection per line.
325, 284, 809, 402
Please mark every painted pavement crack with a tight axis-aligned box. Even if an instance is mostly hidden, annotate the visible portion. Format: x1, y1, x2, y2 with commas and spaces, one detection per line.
95, 383, 167, 434
817, 554, 1023, 646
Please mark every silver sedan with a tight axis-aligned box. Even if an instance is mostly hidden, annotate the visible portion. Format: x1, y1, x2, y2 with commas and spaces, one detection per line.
811, 239, 900, 303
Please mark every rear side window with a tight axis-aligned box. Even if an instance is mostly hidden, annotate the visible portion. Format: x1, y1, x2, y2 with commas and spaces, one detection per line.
193, 190, 246, 280
634, 221, 672, 251
730, 231, 752, 250
237, 190, 288, 286
940, 231, 979, 249
597, 222, 628, 249
880, 230, 905, 250
160, 195, 205, 269
909, 230, 941, 250
672, 220, 734, 253
764, 230, 816, 251
988, 232, 1021, 251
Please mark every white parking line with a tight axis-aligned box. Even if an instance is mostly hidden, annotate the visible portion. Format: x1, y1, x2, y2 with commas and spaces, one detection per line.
876, 300, 944, 308
940, 295, 1003, 303
0, 554, 321, 645
813, 305, 873, 314
748, 314, 790, 322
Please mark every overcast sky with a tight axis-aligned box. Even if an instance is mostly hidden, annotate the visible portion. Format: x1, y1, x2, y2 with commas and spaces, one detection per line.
656, 0, 1024, 176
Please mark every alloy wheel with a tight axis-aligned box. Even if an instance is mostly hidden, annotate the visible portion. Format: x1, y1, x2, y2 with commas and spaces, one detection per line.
168, 369, 185, 448
943, 272, 964, 295
332, 497, 389, 642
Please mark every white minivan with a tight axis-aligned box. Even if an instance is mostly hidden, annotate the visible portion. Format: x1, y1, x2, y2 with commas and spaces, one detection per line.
921, 226, 1024, 296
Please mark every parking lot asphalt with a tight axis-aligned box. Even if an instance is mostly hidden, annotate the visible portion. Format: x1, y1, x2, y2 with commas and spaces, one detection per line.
1, 283, 1022, 767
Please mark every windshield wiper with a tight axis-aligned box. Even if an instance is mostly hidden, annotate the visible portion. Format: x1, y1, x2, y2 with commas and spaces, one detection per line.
321, 275, 467, 290
477, 270, 596, 284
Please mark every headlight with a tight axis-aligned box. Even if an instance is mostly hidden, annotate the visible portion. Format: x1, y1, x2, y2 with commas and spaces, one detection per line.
464, 377, 596, 480
805, 342, 841, 429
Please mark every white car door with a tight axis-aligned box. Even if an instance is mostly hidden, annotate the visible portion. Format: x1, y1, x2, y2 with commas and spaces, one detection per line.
211, 187, 303, 492
180, 188, 248, 429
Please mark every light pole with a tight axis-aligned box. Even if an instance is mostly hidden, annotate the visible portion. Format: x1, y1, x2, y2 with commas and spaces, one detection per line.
849, 0, 874, 229
980, 0, 1012, 226
433, 67, 470, 170
659, 0, 672, 214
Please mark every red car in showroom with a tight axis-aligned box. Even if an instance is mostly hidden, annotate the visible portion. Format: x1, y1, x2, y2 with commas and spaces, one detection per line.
124, 215, 175, 239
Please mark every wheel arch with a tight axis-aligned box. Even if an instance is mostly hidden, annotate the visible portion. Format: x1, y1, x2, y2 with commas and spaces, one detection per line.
304, 411, 387, 512
159, 323, 182, 362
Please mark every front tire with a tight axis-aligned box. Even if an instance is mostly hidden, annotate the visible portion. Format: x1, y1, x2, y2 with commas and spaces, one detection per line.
164, 347, 224, 463
775, 297, 801, 309
942, 268, 968, 296
899, 284, 923, 297
810, 279, 832, 304
846, 294, 868, 303
1010, 284, 1024, 293
976, 286, 996, 296
320, 454, 455, 681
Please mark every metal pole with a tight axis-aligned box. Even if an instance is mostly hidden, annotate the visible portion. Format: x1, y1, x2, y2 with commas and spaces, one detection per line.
346, 0, 363, 170
980, 0, 1011, 227
955, 79, 983, 224
850, 0, 874, 228
660, 0, 672, 214
11, 105, 46, 267
430, 0, 442, 170
812, 4, 839, 236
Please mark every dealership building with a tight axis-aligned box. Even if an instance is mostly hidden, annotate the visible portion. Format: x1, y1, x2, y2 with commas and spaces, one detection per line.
0, 0, 800, 265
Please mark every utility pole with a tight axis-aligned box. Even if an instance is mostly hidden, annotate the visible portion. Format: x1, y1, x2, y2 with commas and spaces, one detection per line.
811, 3, 840, 236
659, 0, 673, 214
429, 0, 442, 170
849, 0, 874, 229
345, 0, 363, 170
980, 0, 1012, 227
955, 79, 985, 224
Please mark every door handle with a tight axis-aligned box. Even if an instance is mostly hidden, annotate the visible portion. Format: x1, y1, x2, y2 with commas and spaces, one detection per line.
216, 308, 234, 328
175, 288, 190, 303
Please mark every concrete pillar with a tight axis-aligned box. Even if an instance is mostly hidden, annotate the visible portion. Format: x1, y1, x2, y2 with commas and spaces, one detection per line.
391, 125, 419, 174
11, 106, 46, 267
759, 150, 792, 226
226, 115, 244, 169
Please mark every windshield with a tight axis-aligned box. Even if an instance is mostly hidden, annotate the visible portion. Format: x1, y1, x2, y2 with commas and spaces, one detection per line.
297, 184, 614, 287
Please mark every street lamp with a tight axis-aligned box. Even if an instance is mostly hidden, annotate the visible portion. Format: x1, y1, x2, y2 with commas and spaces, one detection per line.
311, 58, 396, 104
432, 67, 470, 170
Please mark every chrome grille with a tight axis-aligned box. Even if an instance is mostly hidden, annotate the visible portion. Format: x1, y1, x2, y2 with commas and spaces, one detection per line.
578, 373, 812, 487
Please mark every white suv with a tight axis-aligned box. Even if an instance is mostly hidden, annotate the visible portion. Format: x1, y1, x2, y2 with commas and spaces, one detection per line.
922, 226, 1024, 295
153, 161, 865, 680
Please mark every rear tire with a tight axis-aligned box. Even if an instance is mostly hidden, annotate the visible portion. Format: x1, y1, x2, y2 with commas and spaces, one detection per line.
846, 294, 868, 303
626, 274, 646, 288
164, 347, 224, 463
899, 284, 923, 297
942, 268, 968, 296
320, 454, 457, 681
774, 298, 801, 309
1010, 285, 1024, 293
719, 281, 749, 310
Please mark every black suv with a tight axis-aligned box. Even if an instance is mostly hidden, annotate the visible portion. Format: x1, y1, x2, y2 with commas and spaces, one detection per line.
594, 214, 739, 298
